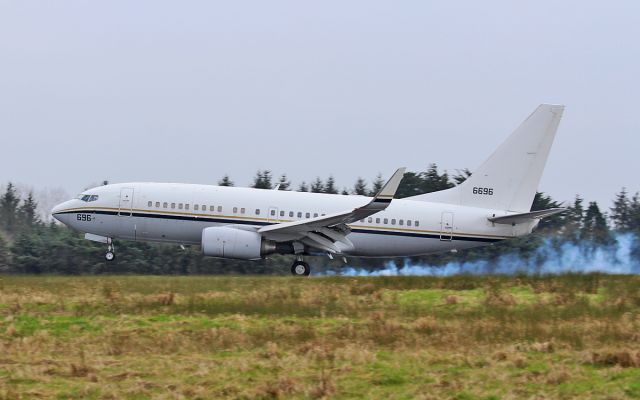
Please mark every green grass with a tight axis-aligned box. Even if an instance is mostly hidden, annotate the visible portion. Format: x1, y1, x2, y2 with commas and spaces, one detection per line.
0, 274, 639, 399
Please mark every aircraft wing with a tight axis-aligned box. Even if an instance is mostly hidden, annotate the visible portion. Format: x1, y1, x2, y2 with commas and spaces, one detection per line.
257, 168, 406, 253
488, 208, 566, 225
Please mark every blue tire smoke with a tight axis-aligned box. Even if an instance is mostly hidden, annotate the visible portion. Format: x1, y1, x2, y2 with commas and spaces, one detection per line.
333, 233, 639, 276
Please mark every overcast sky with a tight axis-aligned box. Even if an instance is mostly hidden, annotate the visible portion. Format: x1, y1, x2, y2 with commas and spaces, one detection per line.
1, 0, 639, 209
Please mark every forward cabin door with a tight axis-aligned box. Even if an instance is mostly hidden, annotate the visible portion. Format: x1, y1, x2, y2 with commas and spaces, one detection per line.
117, 187, 136, 240
118, 188, 134, 216
440, 212, 454, 241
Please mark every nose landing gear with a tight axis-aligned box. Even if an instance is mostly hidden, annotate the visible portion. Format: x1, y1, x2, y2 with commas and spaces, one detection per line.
105, 240, 115, 261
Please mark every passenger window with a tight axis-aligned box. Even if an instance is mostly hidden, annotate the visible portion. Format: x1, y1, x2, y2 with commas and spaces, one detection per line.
233, 207, 238, 213
202, 205, 206, 211
241, 208, 245, 214
415, 221, 420, 227
279, 211, 284, 217
210, 206, 214, 212
255, 209, 260, 215
148, 201, 152, 207
289, 211, 294, 217
391, 219, 396, 225
368, 217, 373, 223
305, 212, 310, 218
271, 209, 276, 216
360, 219, 364, 223
185, 204, 190, 210
384, 218, 388, 224
376, 218, 380, 224
163, 202, 168, 208
407, 220, 412, 227
314, 213, 318, 218
218, 206, 222, 212
399, 219, 404, 226
178, 203, 183, 210
194, 205, 199, 211
171, 203, 176, 209
297, 212, 302, 218
155, 202, 160, 208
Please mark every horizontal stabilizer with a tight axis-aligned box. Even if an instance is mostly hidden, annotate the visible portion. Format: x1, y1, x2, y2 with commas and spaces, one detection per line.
488, 208, 566, 225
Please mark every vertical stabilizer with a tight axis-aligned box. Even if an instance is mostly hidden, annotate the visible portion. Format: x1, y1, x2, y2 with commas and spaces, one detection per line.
410, 104, 564, 212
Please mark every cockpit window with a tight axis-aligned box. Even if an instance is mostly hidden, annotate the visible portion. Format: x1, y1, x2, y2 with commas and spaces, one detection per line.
78, 194, 99, 202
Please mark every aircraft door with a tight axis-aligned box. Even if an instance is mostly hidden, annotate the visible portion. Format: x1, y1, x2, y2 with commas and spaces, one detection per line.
267, 207, 279, 224
118, 188, 134, 217
440, 212, 454, 241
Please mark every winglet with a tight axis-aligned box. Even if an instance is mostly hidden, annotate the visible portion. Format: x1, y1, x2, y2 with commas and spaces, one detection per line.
373, 167, 406, 203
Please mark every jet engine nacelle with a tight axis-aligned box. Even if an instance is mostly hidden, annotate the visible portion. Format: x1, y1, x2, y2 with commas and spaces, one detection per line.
201, 226, 277, 260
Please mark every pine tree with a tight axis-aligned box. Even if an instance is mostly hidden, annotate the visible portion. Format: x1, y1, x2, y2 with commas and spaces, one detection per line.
629, 193, 640, 231
395, 165, 454, 198
218, 175, 234, 187
276, 174, 291, 191
341, 188, 349, 195
610, 188, 632, 231
310, 178, 324, 193
0, 183, 20, 233
422, 164, 454, 193
581, 201, 612, 245
324, 176, 338, 194
252, 170, 273, 189
563, 195, 584, 241
0, 234, 8, 271
452, 169, 472, 185
18, 192, 40, 230
353, 178, 368, 195
395, 171, 422, 198
369, 174, 384, 196
298, 181, 309, 192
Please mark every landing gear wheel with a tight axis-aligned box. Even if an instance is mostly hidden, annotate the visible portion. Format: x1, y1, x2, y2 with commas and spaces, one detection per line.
291, 261, 311, 276
105, 241, 115, 262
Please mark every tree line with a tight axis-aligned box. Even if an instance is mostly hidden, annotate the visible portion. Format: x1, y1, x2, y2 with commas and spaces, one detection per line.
1, 166, 639, 275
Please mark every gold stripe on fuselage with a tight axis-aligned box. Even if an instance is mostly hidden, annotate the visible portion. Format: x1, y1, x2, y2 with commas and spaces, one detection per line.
57, 206, 512, 240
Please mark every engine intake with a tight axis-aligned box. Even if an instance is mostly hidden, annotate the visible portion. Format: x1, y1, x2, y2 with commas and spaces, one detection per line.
201, 226, 284, 260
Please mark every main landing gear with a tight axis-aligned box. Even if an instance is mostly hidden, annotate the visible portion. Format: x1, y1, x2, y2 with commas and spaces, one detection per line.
291, 256, 310, 276
105, 240, 115, 262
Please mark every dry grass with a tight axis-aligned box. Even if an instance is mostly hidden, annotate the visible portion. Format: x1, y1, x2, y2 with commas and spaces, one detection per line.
0, 274, 638, 399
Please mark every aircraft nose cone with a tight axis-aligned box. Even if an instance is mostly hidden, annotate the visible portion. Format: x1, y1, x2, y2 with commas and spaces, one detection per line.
51, 203, 63, 222
51, 200, 72, 222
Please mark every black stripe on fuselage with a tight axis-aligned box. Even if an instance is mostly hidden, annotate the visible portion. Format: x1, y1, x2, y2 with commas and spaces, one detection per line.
54, 209, 504, 243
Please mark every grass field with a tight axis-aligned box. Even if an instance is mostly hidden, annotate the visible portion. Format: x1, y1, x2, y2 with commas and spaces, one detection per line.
0, 274, 639, 399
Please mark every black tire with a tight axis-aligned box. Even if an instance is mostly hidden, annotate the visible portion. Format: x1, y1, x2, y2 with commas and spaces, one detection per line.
291, 261, 311, 276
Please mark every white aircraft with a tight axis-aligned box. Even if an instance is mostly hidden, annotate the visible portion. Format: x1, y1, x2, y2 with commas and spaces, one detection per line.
52, 104, 565, 276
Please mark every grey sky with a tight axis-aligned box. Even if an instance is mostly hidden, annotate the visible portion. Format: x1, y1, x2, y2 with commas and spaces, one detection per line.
1, 0, 639, 210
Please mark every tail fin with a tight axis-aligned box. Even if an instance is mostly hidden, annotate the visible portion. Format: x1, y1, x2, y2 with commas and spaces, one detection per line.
410, 104, 564, 212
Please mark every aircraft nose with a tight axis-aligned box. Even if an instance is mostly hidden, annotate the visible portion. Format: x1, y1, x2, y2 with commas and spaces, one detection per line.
51, 200, 72, 221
